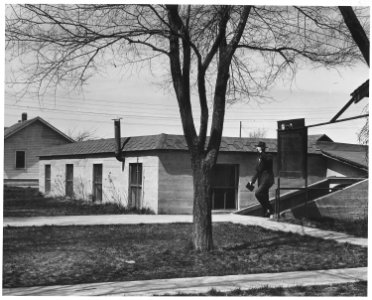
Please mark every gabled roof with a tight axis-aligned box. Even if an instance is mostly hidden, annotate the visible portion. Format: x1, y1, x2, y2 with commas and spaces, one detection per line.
317, 141, 368, 170
4, 117, 74, 142
38, 133, 331, 157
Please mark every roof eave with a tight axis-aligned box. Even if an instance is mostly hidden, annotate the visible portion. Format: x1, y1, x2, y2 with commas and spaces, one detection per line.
321, 151, 368, 171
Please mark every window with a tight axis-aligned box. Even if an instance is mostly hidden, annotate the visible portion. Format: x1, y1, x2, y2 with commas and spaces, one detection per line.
45, 165, 51, 193
15, 151, 26, 169
65, 164, 74, 197
211, 164, 239, 210
92, 164, 103, 202
129, 163, 142, 209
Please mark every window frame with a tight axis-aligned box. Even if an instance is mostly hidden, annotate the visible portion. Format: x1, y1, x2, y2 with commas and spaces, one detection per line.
128, 163, 143, 209
15, 150, 26, 169
65, 164, 74, 198
92, 164, 103, 202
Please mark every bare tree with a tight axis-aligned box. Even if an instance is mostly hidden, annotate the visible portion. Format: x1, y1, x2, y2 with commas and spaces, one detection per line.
338, 6, 369, 151
357, 104, 369, 163
67, 128, 98, 142
5, 5, 368, 251
248, 128, 267, 139
358, 107, 369, 145
339, 6, 369, 66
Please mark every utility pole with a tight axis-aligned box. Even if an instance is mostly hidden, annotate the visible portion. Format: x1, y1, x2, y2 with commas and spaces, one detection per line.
239, 121, 242, 138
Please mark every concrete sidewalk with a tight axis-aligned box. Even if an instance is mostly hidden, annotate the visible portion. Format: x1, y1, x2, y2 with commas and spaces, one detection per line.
2, 267, 367, 296
3, 214, 368, 247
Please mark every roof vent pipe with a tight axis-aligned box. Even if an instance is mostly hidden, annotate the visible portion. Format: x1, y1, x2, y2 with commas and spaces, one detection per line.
113, 119, 126, 164
21, 112, 27, 122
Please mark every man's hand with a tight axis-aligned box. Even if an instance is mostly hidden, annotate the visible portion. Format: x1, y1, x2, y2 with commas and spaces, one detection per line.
246, 181, 254, 191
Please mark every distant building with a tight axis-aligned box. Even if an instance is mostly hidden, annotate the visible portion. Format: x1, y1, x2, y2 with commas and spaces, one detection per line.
37, 133, 367, 214
4, 113, 74, 187
316, 141, 368, 177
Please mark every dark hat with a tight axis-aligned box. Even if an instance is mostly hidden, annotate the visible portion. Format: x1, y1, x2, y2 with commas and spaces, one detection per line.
255, 141, 267, 148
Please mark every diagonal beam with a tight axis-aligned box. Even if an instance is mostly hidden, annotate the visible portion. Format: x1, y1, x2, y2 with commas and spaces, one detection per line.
330, 79, 369, 123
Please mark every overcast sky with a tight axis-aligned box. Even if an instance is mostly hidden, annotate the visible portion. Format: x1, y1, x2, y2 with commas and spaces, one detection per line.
4, 59, 368, 143
2, 1, 370, 145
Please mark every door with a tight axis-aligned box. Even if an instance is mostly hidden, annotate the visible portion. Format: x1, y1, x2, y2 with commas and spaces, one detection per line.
93, 164, 103, 202
65, 164, 74, 197
211, 164, 238, 210
129, 163, 142, 209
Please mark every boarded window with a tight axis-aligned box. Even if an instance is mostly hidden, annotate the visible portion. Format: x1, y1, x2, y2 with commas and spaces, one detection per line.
15, 151, 26, 169
65, 164, 74, 197
45, 165, 51, 193
211, 164, 239, 210
129, 163, 142, 209
93, 164, 103, 202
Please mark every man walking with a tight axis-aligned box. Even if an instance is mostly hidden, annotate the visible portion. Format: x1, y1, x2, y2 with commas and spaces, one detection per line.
248, 141, 275, 217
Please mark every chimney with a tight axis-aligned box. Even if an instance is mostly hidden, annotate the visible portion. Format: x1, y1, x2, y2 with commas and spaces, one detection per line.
21, 112, 27, 122
114, 119, 125, 162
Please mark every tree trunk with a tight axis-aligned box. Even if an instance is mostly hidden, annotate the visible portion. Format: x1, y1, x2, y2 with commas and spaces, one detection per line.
339, 6, 370, 66
191, 155, 213, 251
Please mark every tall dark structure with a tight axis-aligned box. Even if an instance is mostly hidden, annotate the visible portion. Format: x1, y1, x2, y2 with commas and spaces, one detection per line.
276, 118, 308, 217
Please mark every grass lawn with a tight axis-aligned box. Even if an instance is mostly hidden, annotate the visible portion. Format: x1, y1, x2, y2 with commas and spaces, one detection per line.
279, 216, 368, 238
3, 223, 367, 288
3, 187, 153, 217
173, 281, 367, 296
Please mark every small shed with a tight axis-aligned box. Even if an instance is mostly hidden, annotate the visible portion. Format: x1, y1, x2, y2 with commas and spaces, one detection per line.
36, 133, 363, 215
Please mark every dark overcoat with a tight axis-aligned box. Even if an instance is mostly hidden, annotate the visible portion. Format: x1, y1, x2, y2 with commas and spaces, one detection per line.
251, 152, 274, 188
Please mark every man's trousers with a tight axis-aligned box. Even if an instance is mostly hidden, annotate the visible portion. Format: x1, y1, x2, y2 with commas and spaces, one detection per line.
255, 182, 274, 216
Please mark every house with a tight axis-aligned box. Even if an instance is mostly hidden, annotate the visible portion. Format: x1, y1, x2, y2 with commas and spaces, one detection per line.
4, 113, 74, 187
37, 133, 367, 214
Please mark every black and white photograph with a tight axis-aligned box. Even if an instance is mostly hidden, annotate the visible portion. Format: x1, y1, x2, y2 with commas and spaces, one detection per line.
2, 0, 369, 296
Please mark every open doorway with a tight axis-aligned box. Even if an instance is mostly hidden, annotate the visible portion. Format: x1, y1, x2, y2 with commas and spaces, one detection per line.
211, 164, 239, 210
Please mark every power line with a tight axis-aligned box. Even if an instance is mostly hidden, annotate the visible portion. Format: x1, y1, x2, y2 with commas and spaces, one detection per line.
6, 103, 347, 123
6, 100, 182, 116
6, 102, 346, 122
6, 94, 180, 109
8, 96, 347, 113
5, 112, 183, 127
5, 111, 362, 130
7, 91, 360, 116
5, 103, 178, 120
